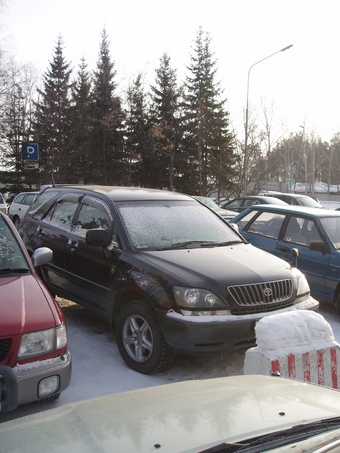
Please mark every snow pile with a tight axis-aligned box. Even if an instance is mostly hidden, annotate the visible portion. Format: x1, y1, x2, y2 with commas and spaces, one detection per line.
255, 310, 337, 356
295, 181, 340, 193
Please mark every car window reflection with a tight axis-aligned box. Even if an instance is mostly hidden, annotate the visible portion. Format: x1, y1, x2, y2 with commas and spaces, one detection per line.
0, 218, 28, 270
74, 204, 110, 238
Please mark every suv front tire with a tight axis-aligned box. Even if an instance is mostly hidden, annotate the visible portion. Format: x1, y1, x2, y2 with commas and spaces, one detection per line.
116, 299, 174, 374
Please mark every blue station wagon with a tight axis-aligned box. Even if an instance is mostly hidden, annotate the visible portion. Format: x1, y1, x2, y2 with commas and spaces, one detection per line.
231, 205, 340, 310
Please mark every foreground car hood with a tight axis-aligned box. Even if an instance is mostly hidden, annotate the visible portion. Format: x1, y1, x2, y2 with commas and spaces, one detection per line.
2, 375, 340, 452
0, 274, 56, 336
140, 243, 293, 288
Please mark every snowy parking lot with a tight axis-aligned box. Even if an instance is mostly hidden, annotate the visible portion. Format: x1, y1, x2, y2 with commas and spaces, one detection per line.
1, 299, 340, 423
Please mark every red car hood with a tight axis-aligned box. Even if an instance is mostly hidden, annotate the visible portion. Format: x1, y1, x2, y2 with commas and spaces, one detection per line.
0, 274, 57, 336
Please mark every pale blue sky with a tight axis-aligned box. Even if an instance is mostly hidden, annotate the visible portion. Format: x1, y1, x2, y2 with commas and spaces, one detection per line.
1, 0, 339, 142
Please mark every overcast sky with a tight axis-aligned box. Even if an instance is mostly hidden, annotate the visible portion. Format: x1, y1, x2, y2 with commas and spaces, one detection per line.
1, 0, 339, 142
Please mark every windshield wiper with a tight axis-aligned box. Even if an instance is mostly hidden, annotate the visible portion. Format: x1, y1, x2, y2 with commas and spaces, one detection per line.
159, 241, 224, 250
157, 240, 244, 251
216, 240, 243, 247
199, 417, 340, 453
0, 268, 30, 274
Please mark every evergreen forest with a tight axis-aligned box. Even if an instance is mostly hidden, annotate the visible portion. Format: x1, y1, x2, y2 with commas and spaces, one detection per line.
1, 25, 340, 199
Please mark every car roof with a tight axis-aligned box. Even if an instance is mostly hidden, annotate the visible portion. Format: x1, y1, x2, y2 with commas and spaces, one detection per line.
40, 185, 192, 202
234, 204, 340, 218
232, 196, 287, 203
262, 191, 316, 199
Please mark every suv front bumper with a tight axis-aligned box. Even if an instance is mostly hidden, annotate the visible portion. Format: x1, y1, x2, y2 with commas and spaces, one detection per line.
160, 296, 319, 355
12, 349, 72, 405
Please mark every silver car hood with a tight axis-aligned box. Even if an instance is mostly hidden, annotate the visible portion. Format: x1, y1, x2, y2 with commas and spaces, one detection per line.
2, 375, 340, 452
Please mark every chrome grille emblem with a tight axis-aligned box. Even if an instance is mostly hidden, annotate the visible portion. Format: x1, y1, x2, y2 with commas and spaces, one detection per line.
263, 288, 273, 297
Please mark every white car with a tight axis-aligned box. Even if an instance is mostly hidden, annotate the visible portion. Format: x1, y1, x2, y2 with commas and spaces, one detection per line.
2, 374, 340, 452
8, 191, 38, 228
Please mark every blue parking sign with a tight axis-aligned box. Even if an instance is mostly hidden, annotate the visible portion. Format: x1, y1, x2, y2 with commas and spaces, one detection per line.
22, 143, 39, 161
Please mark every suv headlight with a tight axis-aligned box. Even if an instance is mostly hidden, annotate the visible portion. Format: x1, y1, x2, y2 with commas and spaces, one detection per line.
173, 286, 229, 316
291, 268, 310, 297
18, 324, 67, 359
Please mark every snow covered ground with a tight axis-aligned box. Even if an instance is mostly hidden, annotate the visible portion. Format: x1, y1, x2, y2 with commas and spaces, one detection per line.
321, 200, 340, 210
0, 300, 339, 423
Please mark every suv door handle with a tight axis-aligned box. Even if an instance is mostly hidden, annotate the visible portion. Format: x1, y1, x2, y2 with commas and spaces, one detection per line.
36, 226, 44, 235
67, 239, 79, 249
276, 245, 291, 253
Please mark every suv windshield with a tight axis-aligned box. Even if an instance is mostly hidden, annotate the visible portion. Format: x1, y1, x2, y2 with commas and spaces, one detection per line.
117, 200, 242, 250
0, 217, 29, 271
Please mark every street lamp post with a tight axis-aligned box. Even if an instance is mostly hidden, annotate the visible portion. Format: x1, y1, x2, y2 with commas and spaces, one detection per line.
243, 44, 293, 195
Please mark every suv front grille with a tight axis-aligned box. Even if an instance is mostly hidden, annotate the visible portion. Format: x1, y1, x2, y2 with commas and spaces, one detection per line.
0, 339, 12, 362
228, 279, 293, 314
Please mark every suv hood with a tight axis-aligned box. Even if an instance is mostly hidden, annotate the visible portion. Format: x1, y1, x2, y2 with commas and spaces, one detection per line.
139, 243, 293, 289
0, 274, 57, 336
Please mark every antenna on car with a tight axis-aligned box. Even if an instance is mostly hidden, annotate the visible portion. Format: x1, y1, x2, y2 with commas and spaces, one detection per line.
50, 172, 57, 187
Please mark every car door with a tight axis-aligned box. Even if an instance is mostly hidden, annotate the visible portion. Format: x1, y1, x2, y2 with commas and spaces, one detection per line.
64, 195, 115, 317
35, 195, 80, 291
275, 216, 330, 298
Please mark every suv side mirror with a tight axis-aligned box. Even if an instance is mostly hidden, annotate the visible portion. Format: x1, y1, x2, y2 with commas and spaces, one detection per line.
86, 228, 110, 247
229, 223, 239, 232
32, 247, 53, 267
310, 241, 330, 254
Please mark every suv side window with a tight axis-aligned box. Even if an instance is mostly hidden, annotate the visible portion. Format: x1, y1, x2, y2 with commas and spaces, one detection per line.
27, 190, 61, 218
45, 200, 79, 231
73, 196, 111, 239
74, 205, 110, 237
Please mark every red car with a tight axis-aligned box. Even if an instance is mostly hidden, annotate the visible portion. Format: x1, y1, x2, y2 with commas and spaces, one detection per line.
0, 212, 71, 409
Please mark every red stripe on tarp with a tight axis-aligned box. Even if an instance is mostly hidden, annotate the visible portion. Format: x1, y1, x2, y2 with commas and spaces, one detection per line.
288, 353, 296, 378
302, 352, 310, 382
330, 348, 338, 389
271, 359, 280, 374
317, 350, 325, 385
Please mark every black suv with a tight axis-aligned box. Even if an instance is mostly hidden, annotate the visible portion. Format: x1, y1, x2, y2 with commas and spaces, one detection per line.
20, 185, 318, 374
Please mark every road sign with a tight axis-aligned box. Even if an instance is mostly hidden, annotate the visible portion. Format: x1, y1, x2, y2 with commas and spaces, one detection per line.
22, 143, 39, 161
286, 178, 295, 189
23, 162, 39, 170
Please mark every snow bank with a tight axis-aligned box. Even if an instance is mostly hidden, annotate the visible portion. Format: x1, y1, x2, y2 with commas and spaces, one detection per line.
244, 311, 340, 388
255, 310, 337, 356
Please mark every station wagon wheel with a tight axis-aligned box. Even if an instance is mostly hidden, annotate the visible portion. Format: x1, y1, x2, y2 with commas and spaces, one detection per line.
116, 299, 174, 374
13, 216, 20, 229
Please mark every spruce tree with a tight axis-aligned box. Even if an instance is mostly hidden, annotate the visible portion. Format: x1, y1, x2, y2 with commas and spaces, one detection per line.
89, 29, 125, 185
69, 57, 92, 183
33, 36, 73, 184
149, 53, 180, 190
181, 27, 236, 196
125, 73, 149, 186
